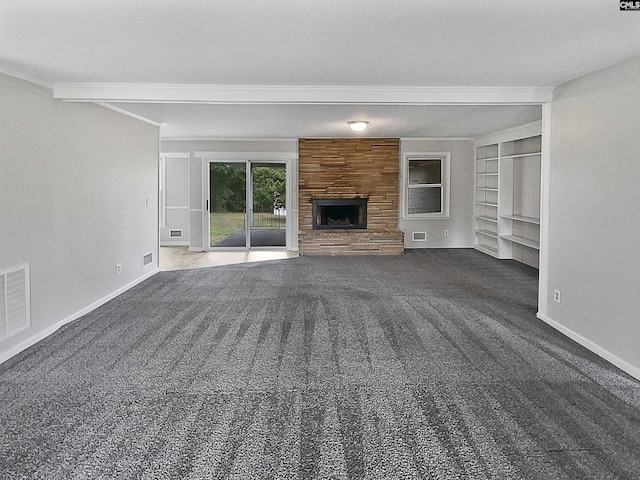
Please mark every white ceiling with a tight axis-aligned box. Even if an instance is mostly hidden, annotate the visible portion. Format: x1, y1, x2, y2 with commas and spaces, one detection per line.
1, 0, 638, 139
114, 103, 542, 139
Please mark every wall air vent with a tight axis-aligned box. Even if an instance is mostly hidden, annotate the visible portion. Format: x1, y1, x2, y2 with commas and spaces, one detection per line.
142, 252, 153, 267
169, 229, 183, 238
0, 264, 31, 341
412, 232, 427, 242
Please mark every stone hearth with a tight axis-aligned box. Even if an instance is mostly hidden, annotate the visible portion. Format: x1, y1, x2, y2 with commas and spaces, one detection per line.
298, 138, 404, 255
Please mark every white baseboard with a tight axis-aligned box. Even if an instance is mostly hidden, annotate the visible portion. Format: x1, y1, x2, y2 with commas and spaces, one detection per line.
0, 268, 160, 365
537, 312, 640, 381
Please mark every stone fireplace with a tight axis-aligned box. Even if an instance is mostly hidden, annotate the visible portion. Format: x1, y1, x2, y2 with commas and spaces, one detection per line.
298, 138, 404, 255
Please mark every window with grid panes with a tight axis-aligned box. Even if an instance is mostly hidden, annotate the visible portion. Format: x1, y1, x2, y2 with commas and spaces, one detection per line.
403, 153, 450, 218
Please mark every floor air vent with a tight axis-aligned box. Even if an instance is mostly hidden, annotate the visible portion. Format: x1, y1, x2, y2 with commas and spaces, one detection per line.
0, 264, 30, 341
169, 229, 183, 238
142, 252, 153, 267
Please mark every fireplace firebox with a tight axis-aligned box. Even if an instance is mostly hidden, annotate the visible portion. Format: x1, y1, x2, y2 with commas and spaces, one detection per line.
312, 198, 367, 230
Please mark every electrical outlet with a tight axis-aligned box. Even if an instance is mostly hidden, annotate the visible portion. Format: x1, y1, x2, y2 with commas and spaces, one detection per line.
444, 229, 449, 236
554, 289, 561, 303
116, 264, 122, 275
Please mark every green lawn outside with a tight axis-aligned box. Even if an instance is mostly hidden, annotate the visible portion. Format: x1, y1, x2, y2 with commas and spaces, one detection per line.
210, 212, 285, 245
210, 212, 245, 245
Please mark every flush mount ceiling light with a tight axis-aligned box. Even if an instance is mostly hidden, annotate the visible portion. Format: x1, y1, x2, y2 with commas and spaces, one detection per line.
347, 120, 369, 132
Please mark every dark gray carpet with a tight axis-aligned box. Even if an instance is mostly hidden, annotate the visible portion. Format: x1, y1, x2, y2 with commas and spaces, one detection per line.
1, 249, 639, 479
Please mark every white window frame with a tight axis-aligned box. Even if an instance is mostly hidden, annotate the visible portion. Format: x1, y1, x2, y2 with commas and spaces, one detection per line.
401, 152, 451, 219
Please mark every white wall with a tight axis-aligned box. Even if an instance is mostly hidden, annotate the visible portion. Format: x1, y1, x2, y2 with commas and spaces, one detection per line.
541, 56, 640, 378
399, 139, 474, 248
160, 153, 190, 245
161, 140, 298, 251
0, 73, 159, 362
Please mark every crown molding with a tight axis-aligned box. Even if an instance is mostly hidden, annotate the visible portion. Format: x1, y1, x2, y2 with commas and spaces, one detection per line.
95, 102, 161, 126
53, 83, 554, 104
0, 67, 53, 89
474, 119, 542, 143
400, 137, 475, 141
161, 137, 298, 142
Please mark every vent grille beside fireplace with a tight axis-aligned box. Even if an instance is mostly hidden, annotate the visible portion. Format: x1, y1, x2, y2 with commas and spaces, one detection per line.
312, 198, 367, 230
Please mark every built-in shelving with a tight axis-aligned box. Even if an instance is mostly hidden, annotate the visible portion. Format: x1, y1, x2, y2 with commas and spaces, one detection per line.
500, 214, 540, 225
501, 153, 542, 160
500, 234, 540, 250
474, 141, 500, 257
475, 244, 498, 256
476, 229, 498, 239
474, 124, 542, 268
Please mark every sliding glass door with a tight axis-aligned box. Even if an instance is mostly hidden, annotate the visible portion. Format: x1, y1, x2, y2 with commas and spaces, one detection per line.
209, 162, 247, 248
208, 160, 286, 249
250, 163, 286, 247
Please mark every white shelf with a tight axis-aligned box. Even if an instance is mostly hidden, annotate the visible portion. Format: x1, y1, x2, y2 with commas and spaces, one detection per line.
476, 229, 497, 239
476, 215, 498, 223
476, 143, 499, 161
476, 157, 499, 161
501, 214, 540, 225
500, 135, 542, 157
476, 172, 499, 176
500, 152, 541, 159
500, 234, 540, 250
476, 201, 498, 207
477, 187, 498, 192
475, 244, 498, 257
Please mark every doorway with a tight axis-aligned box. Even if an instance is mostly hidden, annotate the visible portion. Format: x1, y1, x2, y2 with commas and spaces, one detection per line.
207, 160, 287, 249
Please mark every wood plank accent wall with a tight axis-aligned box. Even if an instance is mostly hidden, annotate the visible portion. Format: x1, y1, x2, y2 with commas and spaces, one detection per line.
298, 138, 404, 255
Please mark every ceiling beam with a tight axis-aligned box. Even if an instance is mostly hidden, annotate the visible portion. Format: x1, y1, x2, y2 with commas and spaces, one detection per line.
53, 83, 554, 104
